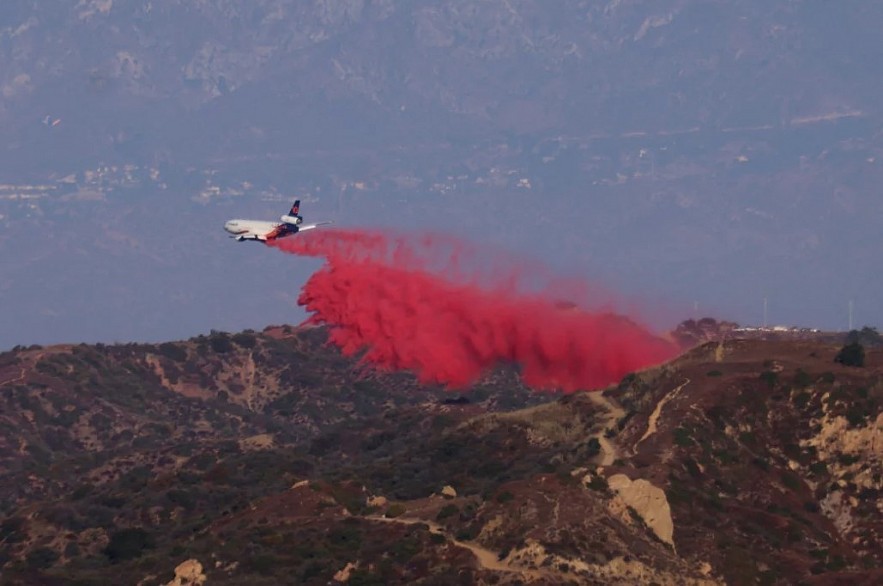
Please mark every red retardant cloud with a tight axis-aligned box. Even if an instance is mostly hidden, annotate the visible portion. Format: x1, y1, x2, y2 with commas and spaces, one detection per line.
270, 229, 677, 392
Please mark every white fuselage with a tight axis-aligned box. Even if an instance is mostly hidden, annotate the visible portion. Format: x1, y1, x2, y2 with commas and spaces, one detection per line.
224, 216, 299, 241
224, 219, 284, 239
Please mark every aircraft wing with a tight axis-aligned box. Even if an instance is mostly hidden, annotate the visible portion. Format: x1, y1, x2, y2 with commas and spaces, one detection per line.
297, 221, 333, 232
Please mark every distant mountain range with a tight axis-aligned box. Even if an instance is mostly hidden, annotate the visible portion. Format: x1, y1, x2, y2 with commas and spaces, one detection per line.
1, 325, 881, 584
2, 1, 883, 348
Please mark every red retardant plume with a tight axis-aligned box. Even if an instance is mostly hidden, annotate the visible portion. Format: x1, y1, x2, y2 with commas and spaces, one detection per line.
270, 229, 677, 392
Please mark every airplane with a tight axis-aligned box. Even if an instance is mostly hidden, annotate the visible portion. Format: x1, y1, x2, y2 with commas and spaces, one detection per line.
223, 199, 332, 242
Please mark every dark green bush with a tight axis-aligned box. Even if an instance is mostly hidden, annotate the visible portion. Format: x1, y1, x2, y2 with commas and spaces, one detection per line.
26, 547, 59, 569
586, 475, 608, 492
436, 504, 459, 520
232, 332, 257, 348
835, 342, 865, 367
104, 528, 155, 562
157, 342, 187, 362
384, 503, 406, 518
759, 370, 779, 388
586, 437, 602, 458
673, 427, 694, 447
793, 369, 813, 388
781, 471, 802, 491
210, 335, 234, 354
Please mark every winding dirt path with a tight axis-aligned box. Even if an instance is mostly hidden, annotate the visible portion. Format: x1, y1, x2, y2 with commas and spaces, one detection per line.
634, 378, 690, 451
366, 515, 551, 581
0, 367, 27, 387
0, 352, 43, 388
587, 392, 626, 466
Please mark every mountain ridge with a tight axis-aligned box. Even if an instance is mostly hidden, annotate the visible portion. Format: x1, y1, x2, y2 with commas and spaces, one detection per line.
1, 325, 882, 583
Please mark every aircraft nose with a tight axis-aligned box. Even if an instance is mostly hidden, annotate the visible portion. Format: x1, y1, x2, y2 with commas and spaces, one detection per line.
224, 221, 235, 232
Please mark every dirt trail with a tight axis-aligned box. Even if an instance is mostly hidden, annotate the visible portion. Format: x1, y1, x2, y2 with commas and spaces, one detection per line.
367, 515, 551, 581
0, 352, 43, 388
587, 392, 626, 466
146, 355, 173, 389
634, 378, 690, 451
246, 351, 257, 392
0, 367, 27, 387
243, 351, 258, 412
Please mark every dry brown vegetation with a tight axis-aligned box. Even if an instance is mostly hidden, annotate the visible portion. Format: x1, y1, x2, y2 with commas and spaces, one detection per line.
1, 328, 882, 584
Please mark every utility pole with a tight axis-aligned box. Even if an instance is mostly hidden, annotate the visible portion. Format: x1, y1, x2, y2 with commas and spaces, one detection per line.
763, 297, 768, 329
848, 299, 854, 331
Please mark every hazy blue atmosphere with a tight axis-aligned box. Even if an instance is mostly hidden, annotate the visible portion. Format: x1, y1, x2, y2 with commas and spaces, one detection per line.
2, 0, 882, 350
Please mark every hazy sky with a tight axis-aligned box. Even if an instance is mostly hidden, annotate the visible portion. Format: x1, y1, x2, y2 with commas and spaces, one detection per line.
1, 1, 882, 349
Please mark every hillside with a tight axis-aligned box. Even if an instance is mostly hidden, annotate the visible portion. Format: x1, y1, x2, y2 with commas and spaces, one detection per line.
1, 328, 882, 584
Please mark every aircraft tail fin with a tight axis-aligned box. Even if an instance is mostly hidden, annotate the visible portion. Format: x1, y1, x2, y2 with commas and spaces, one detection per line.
281, 198, 303, 225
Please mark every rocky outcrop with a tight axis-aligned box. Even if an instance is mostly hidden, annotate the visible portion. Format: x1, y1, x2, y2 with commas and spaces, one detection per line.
164, 559, 206, 586
800, 402, 883, 549
607, 474, 674, 547
333, 561, 357, 582
507, 539, 719, 585
802, 409, 883, 493
367, 494, 388, 508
